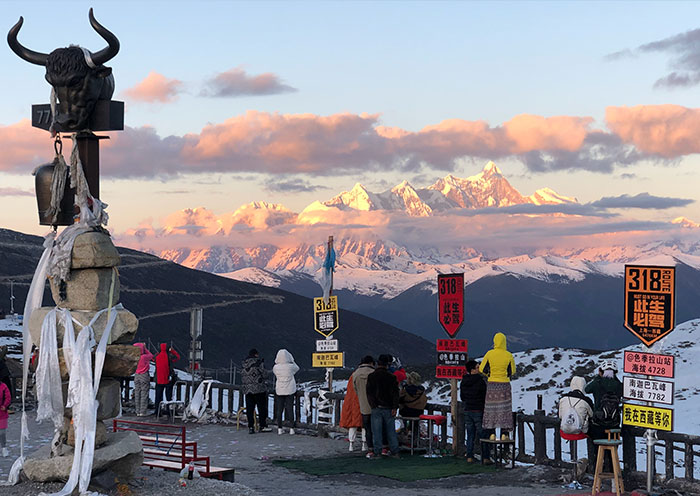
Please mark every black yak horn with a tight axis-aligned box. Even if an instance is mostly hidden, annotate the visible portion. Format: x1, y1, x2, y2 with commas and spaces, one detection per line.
7, 16, 48, 66
89, 8, 120, 66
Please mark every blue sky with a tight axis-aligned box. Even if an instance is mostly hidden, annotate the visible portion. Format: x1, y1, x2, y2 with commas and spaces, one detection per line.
1, 1, 700, 243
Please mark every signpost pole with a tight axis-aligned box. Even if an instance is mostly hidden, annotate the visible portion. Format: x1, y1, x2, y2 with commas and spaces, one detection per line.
623, 265, 676, 494
327, 236, 334, 394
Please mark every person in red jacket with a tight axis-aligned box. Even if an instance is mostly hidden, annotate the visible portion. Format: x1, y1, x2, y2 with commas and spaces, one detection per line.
155, 343, 180, 414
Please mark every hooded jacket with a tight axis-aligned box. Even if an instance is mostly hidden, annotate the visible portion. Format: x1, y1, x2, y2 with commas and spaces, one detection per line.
460, 373, 487, 411
155, 343, 180, 385
559, 376, 594, 433
479, 333, 516, 383
399, 384, 427, 412
273, 349, 299, 396
352, 363, 375, 415
133, 343, 153, 375
241, 353, 267, 395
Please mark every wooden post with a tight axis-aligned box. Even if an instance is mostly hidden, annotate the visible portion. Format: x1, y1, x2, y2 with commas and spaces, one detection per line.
665, 439, 674, 481
554, 428, 562, 464
622, 425, 637, 476
295, 393, 302, 422
534, 409, 547, 463
227, 386, 234, 414
517, 415, 525, 459
218, 387, 224, 413
454, 406, 465, 456
685, 442, 694, 481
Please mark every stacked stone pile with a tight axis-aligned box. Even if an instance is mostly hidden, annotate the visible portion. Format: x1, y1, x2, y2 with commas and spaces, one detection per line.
23, 230, 143, 482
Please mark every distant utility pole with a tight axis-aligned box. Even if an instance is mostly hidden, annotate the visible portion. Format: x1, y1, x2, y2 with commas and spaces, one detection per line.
9, 280, 15, 315
189, 307, 203, 398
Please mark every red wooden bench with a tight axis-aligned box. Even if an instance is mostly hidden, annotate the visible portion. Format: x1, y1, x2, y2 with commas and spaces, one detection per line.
113, 419, 235, 481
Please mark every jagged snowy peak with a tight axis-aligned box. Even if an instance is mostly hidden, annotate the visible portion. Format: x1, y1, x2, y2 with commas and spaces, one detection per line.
323, 183, 381, 211
673, 216, 700, 228
426, 161, 529, 209
316, 161, 577, 216
221, 267, 283, 288
377, 181, 433, 217
529, 187, 578, 205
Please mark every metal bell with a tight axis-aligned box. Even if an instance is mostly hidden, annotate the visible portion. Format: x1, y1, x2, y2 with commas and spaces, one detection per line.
34, 160, 75, 226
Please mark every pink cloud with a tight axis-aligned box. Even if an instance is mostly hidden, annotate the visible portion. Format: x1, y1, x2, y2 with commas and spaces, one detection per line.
123, 72, 184, 103
0, 120, 53, 174
606, 104, 700, 157
503, 114, 592, 153
180, 111, 390, 173
0, 107, 689, 179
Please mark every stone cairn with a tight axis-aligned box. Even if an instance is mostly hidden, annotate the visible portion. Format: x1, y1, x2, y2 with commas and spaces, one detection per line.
22, 230, 144, 482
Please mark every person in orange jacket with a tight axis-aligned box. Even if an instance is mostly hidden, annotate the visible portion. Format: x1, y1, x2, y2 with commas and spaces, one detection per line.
340, 369, 363, 451
155, 343, 180, 414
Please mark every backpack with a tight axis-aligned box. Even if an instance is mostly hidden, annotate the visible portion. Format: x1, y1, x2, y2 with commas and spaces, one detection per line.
560, 398, 583, 435
593, 391, 621, 428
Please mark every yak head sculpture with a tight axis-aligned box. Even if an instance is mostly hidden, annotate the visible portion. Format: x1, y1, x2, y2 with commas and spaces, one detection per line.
7, 8, 119, 131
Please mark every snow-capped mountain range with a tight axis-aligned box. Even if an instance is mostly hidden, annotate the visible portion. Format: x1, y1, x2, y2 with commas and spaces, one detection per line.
120, 161, 700, 302
320, 161, 576, 216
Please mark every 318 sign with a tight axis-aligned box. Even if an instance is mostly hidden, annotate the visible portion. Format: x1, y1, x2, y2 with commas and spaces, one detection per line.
624, 265, 675, 347
437, 273, 464, 337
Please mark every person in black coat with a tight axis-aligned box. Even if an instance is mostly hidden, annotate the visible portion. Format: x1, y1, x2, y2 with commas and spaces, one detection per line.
460, 360, 493, 462
366, 354, 400, 458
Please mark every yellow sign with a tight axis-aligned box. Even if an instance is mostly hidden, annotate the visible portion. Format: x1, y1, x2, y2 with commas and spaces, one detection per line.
312, 352, 344, 368
622, 403, 673, 431
313, 296, 339, 337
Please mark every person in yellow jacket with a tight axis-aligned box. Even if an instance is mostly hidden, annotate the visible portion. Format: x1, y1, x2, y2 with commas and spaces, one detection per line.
479, 332, 516, 440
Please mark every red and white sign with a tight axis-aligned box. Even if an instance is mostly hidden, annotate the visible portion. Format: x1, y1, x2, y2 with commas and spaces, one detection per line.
623, 350, 674, 378
437, 273, 464, 338
437, 339, 468, 353
436, 339, 468, 379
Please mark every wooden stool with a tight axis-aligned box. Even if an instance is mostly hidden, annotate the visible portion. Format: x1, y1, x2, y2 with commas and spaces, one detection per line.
592, 429, 624, 496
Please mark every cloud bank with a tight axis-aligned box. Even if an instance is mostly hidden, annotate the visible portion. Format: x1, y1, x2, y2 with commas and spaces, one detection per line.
1, 105, 698, 178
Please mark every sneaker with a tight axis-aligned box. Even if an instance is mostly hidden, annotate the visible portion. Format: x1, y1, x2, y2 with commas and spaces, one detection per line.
278, 428, 284, 435
361, 442, 368, 452
381, 448, 389, 456
489, 434, 496, 441
249, 428, 255, 434
289, 428, 295, 435
2, 447, 8, 458
365, 452, 376, 459
349, 442, 354, 452
260, 427, 272, 432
